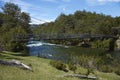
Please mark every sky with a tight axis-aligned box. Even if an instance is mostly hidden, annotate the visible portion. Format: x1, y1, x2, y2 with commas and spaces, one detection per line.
0, 0, 120, 24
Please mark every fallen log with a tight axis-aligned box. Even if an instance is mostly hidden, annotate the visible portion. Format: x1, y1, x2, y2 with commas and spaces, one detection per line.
0, 59, 32, 71
63, 74, 98, 80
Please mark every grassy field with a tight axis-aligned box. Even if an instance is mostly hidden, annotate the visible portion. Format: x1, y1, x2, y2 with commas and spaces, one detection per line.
0, 51, 120, 80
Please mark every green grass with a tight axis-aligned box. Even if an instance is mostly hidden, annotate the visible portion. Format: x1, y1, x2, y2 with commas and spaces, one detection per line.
0, 51, 120, 80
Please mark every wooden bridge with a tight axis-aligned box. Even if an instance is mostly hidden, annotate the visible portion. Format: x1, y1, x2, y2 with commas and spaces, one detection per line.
12, 33, 116, 42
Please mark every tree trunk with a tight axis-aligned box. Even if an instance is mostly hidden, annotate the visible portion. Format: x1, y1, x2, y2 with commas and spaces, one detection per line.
0, 60, 32, 71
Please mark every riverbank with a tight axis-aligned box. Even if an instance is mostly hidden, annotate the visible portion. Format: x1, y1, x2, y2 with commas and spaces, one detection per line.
0, 51, 120, 80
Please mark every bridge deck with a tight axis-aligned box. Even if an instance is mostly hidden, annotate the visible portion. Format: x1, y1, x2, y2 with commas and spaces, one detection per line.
12, 34, 116, 42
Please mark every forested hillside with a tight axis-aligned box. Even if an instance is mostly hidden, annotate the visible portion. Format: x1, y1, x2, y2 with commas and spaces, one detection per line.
32, 10, 120, 35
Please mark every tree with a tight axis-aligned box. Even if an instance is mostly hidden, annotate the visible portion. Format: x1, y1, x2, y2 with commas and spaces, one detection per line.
2, 3, 20, 30
32, 10, 120, 46
0, 13, 3, 27
0, 2, 32, 52
2, 3, 21, 17
1, 2, 31, 33
19, 12, 31, 33
109, 38, 115, 51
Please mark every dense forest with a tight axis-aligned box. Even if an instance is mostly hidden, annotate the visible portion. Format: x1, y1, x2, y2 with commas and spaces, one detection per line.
32, 10, 120, 35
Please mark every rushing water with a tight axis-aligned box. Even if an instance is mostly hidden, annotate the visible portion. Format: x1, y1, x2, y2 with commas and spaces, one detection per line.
27, 41, 83, 62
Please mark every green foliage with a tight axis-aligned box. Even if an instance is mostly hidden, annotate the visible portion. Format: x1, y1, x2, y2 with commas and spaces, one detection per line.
7, 42, 26, 52
78, 55, 90, 67
50, 60, 68, 72
92, 39, 111, 49
2, 3, 21, 17
100, 65, 113, 73
32, 10, 119, 35
1, 2, 31, 33
68, 63, 77, 73
109, 38, 116, 51
115, 69, 120, 76
0, 2, 31, 52
19, 12, 31, 33
86, 68, 94, 76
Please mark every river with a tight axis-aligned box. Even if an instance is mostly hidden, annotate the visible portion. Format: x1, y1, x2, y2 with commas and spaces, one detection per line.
26, 41, 120, 63
27, 41, 76, 62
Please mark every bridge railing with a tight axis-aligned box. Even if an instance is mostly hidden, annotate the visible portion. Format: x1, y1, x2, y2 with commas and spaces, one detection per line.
12, 33, 116, 41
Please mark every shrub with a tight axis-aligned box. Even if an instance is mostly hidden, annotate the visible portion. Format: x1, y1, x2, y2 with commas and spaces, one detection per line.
68, 63, 77, 73
86, 68, 94, 76
109, 38, 115, 51
50, 60, 68, 72
78, 55, 89, 67
100, 65, 113, 72
8, 42, 26, 52
92, 39, 110, 49
115, 69, 120, 76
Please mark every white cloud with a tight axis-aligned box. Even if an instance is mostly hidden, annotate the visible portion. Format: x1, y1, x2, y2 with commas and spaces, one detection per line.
61, 0, 71, 2
86, 0, 120, 6
58, 5, 68, 12
1, 0, 38, 12
30, 18, 45, 24
30, 17, 54, 24
42, 0, 57, 2
42, 0, 71, 2
0, 0, 71, 24
63, 7, 66, 11
1, 0, 46, 12
1, 0, 33, 11
0, 0, 52, 24
98, 0, 120, 2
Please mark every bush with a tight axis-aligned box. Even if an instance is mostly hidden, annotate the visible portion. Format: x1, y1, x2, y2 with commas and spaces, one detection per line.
86, 68, 94, 76
109, 38, 115, 51
92, 39, 110, 49
50, 60, 68, 72
115, 69, 120, 76
78, 55, 90, 67
100, 65, 113, 72
68, 63, 77, 73
8, 42, 26, 52
68, 64, 77, 73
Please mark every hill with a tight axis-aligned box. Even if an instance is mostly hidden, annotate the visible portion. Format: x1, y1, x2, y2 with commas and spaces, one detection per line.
32, 10, 120, 35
